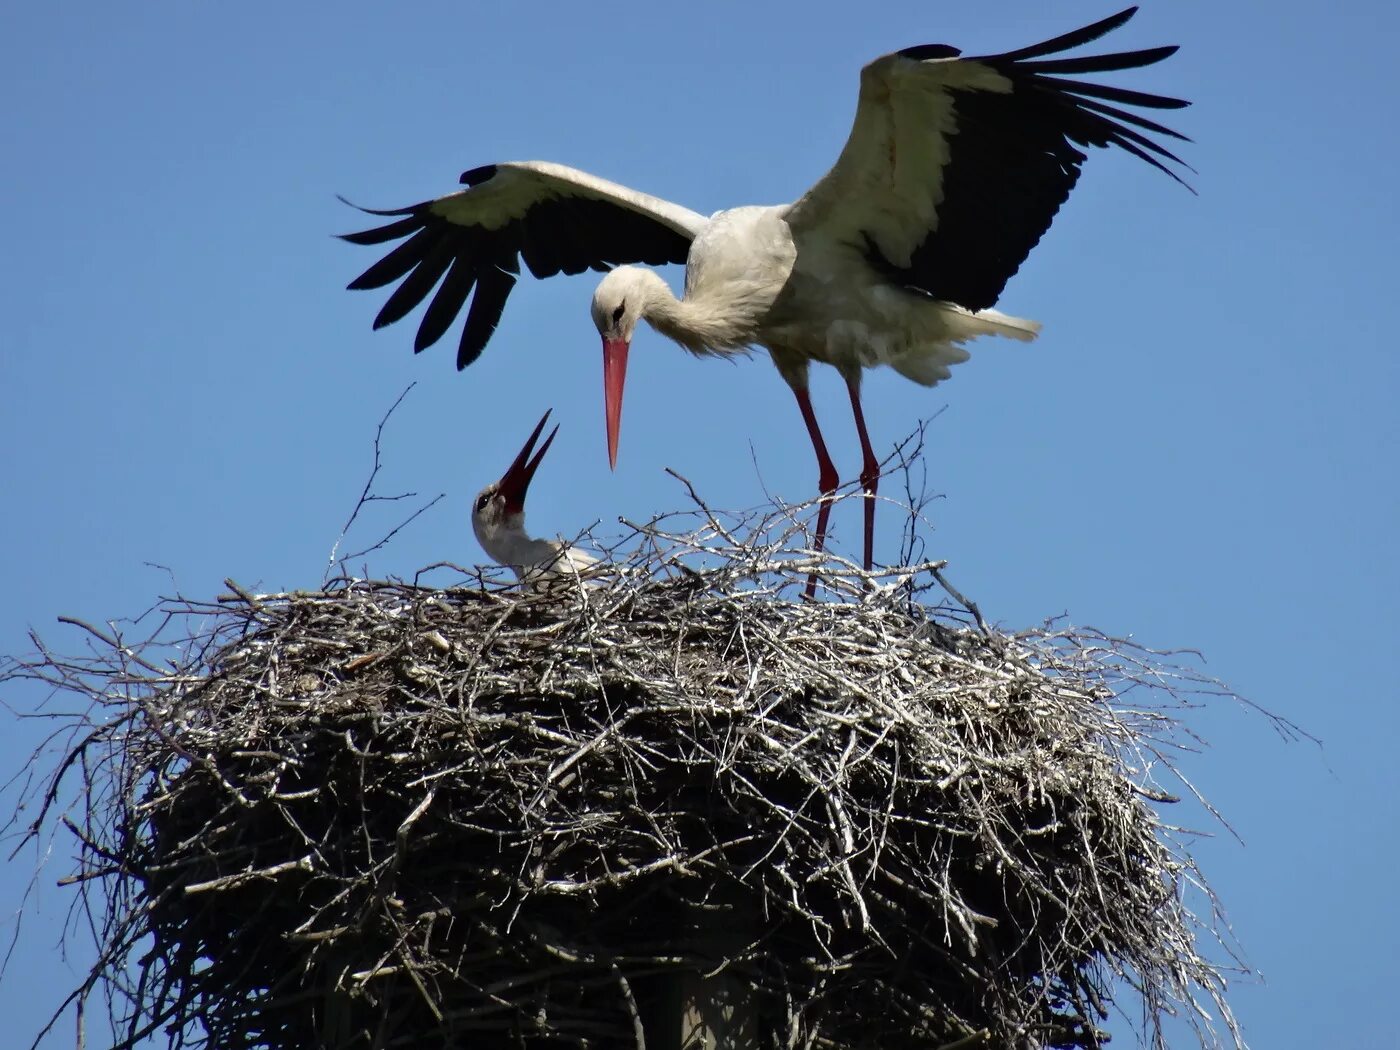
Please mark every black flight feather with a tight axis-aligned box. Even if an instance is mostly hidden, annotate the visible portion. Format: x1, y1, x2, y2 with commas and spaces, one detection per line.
372, 238, 454, 330
990, 7, 1140, 63
347, 226, 439, 291
1015, 45, 1178, 76
867, 8, 1190, 310
457, 267, 516, 370
415, 256, 477, 353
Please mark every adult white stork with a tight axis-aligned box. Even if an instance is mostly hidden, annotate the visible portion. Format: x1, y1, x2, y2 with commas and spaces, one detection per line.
344, 7, 1190, 592
472, 409, 599, 583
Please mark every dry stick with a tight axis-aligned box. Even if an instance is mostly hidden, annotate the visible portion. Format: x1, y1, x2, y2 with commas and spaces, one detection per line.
664, 467, 742, 548
220, 577, 262, 611
933, 1030, 990, 1050
184, 855, 315, 895
55, 617, 168, 676
895, 418, 933, 571
328, 382, 415, 568
611, 964, 647, 1050
326, 382, 445, 579
929, 565, 988, 634
339, 492, 446, 567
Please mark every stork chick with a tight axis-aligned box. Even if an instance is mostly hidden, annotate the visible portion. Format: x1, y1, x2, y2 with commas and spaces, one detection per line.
472, 409, 597, 583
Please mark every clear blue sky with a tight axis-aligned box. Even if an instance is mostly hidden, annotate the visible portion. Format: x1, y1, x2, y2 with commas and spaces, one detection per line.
3, 2, 1396, 1046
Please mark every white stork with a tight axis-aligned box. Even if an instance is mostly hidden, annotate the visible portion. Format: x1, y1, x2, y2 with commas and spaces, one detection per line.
471, 409, 598, 583
344, 7, 1190, 593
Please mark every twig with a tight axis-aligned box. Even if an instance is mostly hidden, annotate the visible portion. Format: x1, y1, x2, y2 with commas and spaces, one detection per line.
930, 565, 988, 634
221, 577, 262, 611
326, 383, 444, 580
934, 1030, 990, 1050
337, 492, 445, 567
184, 855, 314, 894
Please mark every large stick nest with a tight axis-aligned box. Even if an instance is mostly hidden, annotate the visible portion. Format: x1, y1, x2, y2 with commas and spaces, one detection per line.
7, 499, 1251, 1050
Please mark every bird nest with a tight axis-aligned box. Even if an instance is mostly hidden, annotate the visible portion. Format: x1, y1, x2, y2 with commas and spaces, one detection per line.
6, 496, 1252, 1050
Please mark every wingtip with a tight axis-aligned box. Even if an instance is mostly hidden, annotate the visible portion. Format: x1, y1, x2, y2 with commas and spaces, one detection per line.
336, 193, 417, 218
456, 335, 486, 371
1085, 7, 1141, 40
992, 5, 1145, 62
336, 194, 377, 243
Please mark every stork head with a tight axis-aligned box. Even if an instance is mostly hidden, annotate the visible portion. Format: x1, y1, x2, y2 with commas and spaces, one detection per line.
471, 409, 558, 554
590, 266, 651, 470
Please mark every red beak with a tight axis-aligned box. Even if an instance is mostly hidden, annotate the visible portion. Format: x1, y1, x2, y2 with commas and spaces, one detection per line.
497, 409, 559, 515
602, 337, 629, 470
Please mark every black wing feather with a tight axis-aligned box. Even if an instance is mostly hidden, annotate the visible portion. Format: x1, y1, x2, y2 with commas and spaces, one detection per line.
457, 266, 517, 370
1100, 136, 1185, 184
372, 239, 455, 330
867, 7, 1191, 311
341, 170, 693, 370
1037, 75, 1189, 110
338, 214, 423, 246
517, 216, 561, 279
992, 7, 1139, 62
1072, 96, 1191, 141
415, 256, 477, 353
534, 203, 594, 277
1092, 116, 1190, 168
1016, 44, 1178, 76
347, 227, 440, 291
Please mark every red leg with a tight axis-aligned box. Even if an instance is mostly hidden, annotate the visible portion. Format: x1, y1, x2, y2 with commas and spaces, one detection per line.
845, 375, 879, 573
791, 385, 839, 597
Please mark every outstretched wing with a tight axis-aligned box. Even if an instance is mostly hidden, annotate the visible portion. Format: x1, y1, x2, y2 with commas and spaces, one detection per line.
342, 161, 706, 369
785, 6, 1191, 312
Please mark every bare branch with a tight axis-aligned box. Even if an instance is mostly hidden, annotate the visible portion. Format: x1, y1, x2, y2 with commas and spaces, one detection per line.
326, 383, 445, 581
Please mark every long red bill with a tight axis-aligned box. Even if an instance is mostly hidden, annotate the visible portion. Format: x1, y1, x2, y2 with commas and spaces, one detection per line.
602, 337, 629, 470
498, 409, 559, 515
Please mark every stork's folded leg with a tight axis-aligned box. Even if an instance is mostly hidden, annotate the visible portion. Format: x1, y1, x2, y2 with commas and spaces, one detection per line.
845, 375, 880, 574
792, 385, 839, 597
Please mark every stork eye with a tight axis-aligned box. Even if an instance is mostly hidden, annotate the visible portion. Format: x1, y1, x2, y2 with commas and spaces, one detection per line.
475, 492, 491, 512
611, 302, 626, 324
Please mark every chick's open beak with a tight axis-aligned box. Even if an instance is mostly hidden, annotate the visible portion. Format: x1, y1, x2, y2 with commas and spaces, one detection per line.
498, 409, 559, 514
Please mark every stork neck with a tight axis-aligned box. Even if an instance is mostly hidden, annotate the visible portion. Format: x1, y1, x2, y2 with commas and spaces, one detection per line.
637, 271, 752, 355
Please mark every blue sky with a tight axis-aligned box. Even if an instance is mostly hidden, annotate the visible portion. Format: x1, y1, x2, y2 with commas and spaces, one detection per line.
2, 2, 1396, 1046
